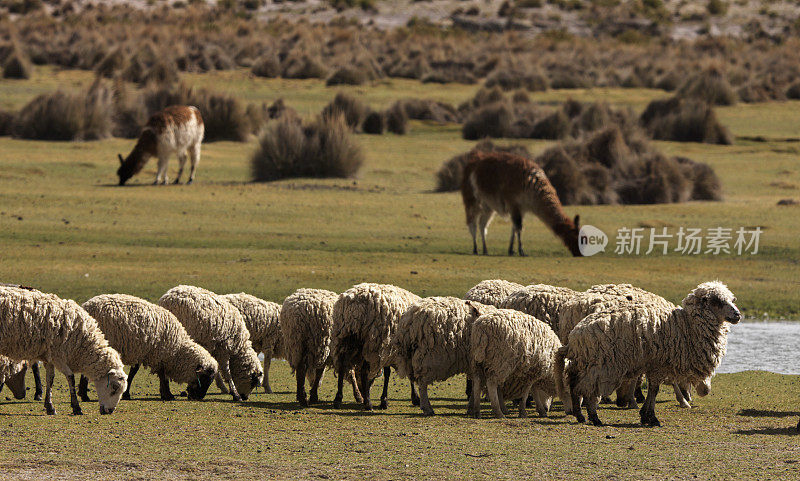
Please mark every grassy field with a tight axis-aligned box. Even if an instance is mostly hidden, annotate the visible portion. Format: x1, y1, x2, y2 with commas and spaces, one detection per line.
0, 66, 799, 479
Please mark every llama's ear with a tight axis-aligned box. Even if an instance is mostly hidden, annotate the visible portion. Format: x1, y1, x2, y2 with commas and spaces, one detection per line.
573, 215, 580, 228
118, 154, 124, 165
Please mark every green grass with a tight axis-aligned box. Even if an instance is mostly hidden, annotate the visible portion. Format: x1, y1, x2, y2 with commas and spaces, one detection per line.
0, 366, 797, 479
0, 66, 799, 478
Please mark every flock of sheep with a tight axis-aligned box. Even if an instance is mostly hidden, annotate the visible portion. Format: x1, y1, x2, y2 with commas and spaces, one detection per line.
0, 278, 741, 427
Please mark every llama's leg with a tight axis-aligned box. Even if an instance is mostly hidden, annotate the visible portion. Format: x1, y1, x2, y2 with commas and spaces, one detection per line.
468, 371, 482, 418
263, 357, 273, 394
309, 367, 325, 404
158, 368, 175, 401
44, 363, 56, 415
122, 364, 139, 400
78, 374, 90, 402
296, 358, 308, 407
187, 143, 201, 185
478, 211, 494, 255
333, 356, 346, 408
155, 154, 170, 185
67, 373, 82, 415
640, 375, 662, 426
32, 362, 43, 401
510, 208, 525, 256
468, 216, 479, 255
173, 153, 188, 184
486, 381, 505, 419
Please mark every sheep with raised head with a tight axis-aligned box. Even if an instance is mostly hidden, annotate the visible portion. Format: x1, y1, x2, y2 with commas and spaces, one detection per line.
158, 285, 263, 402
464, 279, 524, 307
0, 286, 127, 415
78, 294, 218, 402
392, 297, 499, 416
280, 288, 363, 407
0, 356, 28, 400
221, 293, 284, 394
556, 281, 740, 426
469, 308, 564, 418
330, 283, 421, 411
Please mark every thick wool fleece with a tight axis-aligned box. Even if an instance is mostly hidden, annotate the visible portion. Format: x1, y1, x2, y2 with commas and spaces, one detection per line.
464, 279, 524, 307
82, 294, 218, 384
499, 284, 579, 334
221, 293, 284, 360
280, 288, 339, 376
331, 283, 420, 379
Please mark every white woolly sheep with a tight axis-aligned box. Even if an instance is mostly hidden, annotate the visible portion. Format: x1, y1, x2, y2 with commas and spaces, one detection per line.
392, 296, 498, 416
464, 279, 524, 307
158, 285, 263, 402
469, 308, 564, 418
0, 356, 28, 400
557, 281, 740, 426
0, 286, 127, 415
330, 283, 421, 410
498, 284, 579, 333
280, 288, 363, 406
221, 293, 284, 394
79, 294, 219, 402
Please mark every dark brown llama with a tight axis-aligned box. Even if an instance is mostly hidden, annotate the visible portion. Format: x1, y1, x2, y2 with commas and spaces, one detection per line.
117, 105, 204, 186
461, 151, 582, 257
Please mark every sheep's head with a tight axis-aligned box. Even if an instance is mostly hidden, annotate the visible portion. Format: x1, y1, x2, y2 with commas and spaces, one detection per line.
5, 361, 28, 400
230, 350, 264, 401
187, 362, 218, 400
695, 377, 712, 397
682, 281, 740, 324
94, 368, 127, 414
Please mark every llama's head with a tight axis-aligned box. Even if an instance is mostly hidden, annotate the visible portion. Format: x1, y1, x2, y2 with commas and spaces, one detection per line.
682, 281, 740, 324
566, 215, 583, 257
117, 153, 135, 186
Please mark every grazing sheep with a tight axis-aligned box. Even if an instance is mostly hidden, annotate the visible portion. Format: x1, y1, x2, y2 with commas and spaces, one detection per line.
330, 283, 421, 410
392, 296, 498, 416
0, 286, 127, 415
221, 293, 284, 394
469, 308, 563, 418
557, 281, 740, 426
280, 288, 363, 406
158, 285, 263, 402
0, 356, 27, 400
79, 294, 218, 401
464, 279, 524, 307
498, 284, 579, 333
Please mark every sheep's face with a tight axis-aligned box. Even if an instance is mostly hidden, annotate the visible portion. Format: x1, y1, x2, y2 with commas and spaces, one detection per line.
685, 281, 740, 324
187, 363, 218, 400
5, 362, 28, 400
695, 377, 712, 397
94, 369, 128, 414
230, 350, 264, 401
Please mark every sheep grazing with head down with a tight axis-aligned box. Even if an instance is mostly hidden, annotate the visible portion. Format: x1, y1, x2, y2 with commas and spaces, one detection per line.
331, 283, 421, 411
0, 286, 127, 415
79, 294, 219, 402
392, 297, 498, 416
469, 308, 564, 418
557, 281, 740, 427
221, 293, 284, 394
464, 279, 524, 307
158, 285, 263, 402
280, 288, 363, 407
0, 356, 28, 400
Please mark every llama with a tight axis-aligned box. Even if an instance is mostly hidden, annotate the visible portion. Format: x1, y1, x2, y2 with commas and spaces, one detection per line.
460, 151, 582, 257
117, 105, 204, 186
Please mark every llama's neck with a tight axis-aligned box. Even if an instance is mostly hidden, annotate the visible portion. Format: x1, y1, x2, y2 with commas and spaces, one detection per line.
525, 176, 577, 252
120, 129, 158, 179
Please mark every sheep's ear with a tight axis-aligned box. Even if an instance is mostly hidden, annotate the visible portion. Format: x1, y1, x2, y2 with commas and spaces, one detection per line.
196, 364, 204, 373
573, 215, 580, 228
118, 154, 124, 165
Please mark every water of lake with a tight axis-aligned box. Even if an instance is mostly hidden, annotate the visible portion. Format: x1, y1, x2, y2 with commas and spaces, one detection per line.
718, 322, 800, 375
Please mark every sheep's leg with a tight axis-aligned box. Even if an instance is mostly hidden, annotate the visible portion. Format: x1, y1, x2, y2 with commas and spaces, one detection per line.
309, 367, 325, 404
67, 373, 82, 415
634, 375, 645, 403
486, 381, 505, 419
333, 356, 347, 408
361, 361, 374, 411
585, 395, 603, 426
640, 375, 662, 427
674, 382, 691, 408
122, 364, 139, 400
410, 380, 420, 407
78, 374, 90, 402
260, 357, 272, 394
379, 366, 392, 410
296, 358, 308, 407
32, 362, 42, 401
44, 363, 56, 415
158, 368, 174, 401
569, 376, 585, 423
468, 371, 482, 418
497, 388, 509, 416
349, 368, 364, 404
533, 389, 551, 417
215, 372, 230, 394
518, 384, 533, 418
465, 377, 472, 400
219, 358, 242, 402
419, 382, 434, 416
187, 143, 200, 185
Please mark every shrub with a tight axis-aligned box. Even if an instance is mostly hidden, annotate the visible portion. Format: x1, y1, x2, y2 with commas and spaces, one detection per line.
485, 67, 549, 92
251, 115, 364, 181
321, 92, 369, 130
677, 67, 737, 105
326, 67, 368, 86
95, 48, 127, 78
2, 47, 33, 79
251, 53, 281, 78
786, 81, 800, 100
362, 111, 384, 134
0, 110, 15, 136
393, 98, 460, 123
112, 80, 149, 139
385, 102, 408, 134
13, 92, 89, 141
462, 102, 514, 140
530, 109, 570, 139
282, 54, 328, 79
707, 0, 728, 16
640, 96, 733, 145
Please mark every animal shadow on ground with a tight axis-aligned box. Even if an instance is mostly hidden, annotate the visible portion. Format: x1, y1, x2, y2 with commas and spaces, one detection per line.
734, 426, 799, 436
737, 409, 800, 418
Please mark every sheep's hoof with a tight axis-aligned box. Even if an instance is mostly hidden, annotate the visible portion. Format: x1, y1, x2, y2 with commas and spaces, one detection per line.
678, 401, 691, 409
588, 416, 603, 426
231, 395, 242, 402
264, 387, 273, 394
79, 394, 90, 402
72, 406, 83, 416
297, 397, 308, 407
421, 408, 435, 417
122, 392, 131, 401
161, 393, 175, 401
379, 398, 388, 410
34, 394, 43, 401
573, 413, 586, 424
411, 395, 420, 407
45, 405, 56, 415
333, 396, 343, 409
308, 394, 318, 405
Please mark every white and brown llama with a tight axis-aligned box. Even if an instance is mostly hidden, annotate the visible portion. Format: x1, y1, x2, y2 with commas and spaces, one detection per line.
117, 105, 204, 186
461, 151, 583, 257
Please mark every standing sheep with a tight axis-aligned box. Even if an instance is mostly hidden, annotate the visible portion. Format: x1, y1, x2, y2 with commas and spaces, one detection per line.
158, 285, 263, 402
330, 283, 421, 411
280, 288, 363, 407
392, 297, 497, 416
464, 279, 524, 307
0, 286, 127, 415
0, 356, 28, 400
221, 293, 284, 394
469, 308, 564, 418
498, 284, 579, 333
78, 294, 219, 401
557, 281, 740, 426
